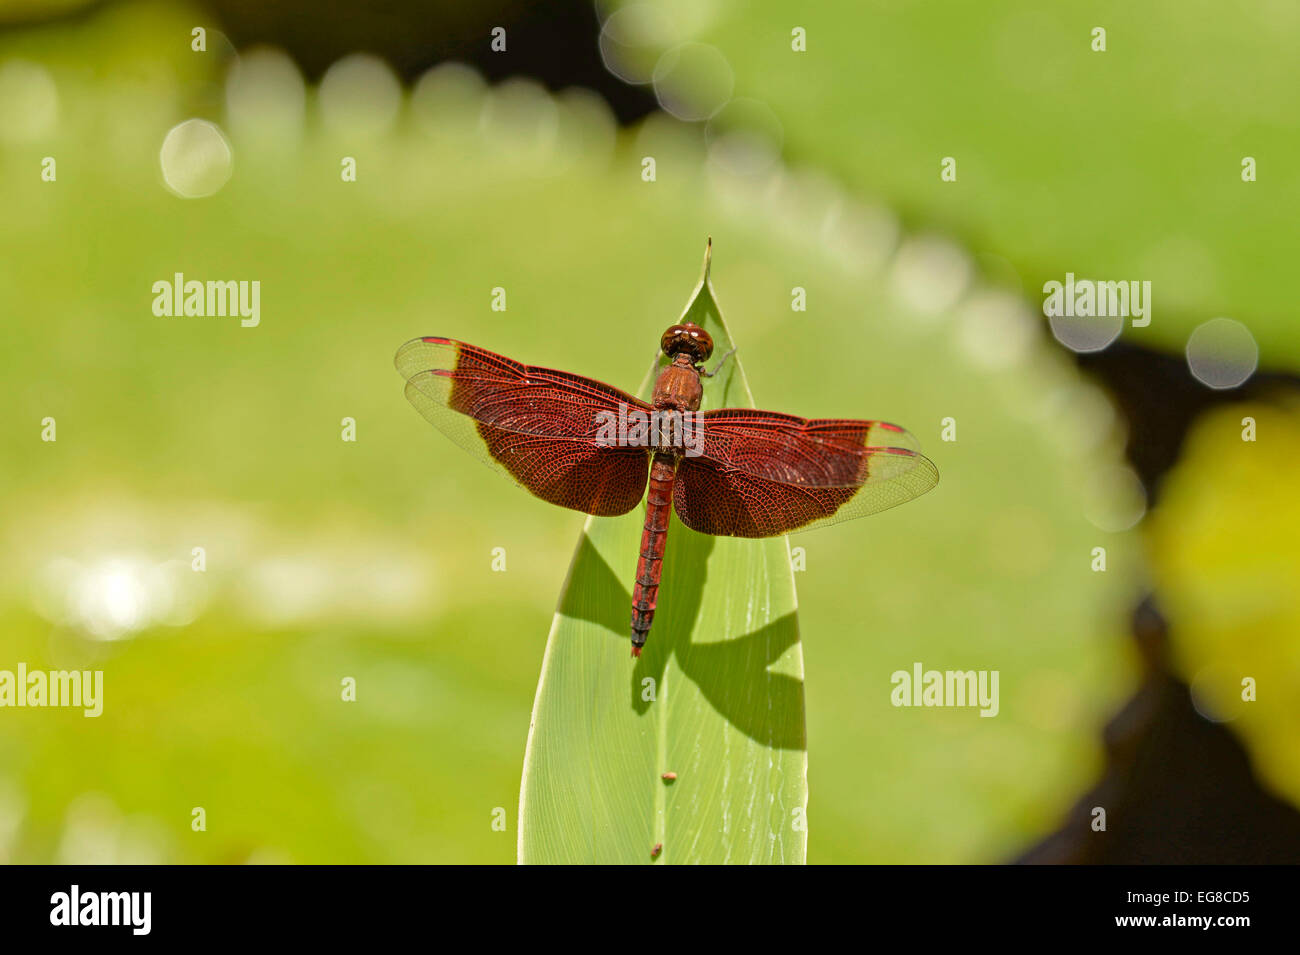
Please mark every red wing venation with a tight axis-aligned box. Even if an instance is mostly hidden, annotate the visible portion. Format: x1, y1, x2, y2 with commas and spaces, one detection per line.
395, 337, 652, 516
396, 338, 938, 535
673, 409, 939, 537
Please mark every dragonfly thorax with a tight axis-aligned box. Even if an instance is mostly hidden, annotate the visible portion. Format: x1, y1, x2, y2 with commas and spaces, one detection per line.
652, 360, 703, 413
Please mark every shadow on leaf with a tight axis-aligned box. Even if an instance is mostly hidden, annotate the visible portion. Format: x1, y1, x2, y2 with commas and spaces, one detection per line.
560, 524, 805, 751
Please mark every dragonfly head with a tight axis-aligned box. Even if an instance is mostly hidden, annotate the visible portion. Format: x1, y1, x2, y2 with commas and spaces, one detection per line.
660, 322, 714, 364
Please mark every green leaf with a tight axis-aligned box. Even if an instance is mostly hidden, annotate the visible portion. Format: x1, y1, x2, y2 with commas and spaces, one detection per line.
518, 241, 807, 864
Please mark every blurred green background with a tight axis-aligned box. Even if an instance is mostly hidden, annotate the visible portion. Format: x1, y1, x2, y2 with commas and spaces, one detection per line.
1, 0, 1296, 863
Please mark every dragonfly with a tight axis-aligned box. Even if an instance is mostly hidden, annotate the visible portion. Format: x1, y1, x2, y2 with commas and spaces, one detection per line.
395, 323, 938, 655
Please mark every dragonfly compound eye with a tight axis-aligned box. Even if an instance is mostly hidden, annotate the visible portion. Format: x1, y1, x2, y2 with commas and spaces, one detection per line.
660, 322, 714, 363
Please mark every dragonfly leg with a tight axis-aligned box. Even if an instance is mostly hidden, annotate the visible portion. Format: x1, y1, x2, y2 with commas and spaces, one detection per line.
700, 347, 736, 378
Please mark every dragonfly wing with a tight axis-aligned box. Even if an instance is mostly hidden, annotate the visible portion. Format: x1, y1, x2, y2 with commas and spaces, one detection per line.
396, 337, 652, 516
673, 409, 938, 537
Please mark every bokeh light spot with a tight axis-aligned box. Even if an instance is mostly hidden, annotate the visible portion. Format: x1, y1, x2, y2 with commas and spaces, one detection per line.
159, 119, 233, 198
319, 53, 402, 136
0, 59, 58, 143
706, 97, 783, 178
1048, 311, 1124, 354
225, 46, 306, 143
479, 78, 559, 165
890, 236, 973, 319
652, 42, 734, 121
954, 289, 1037, 371
598, 3, 678, 85
412, 62, 488, 137
1082, 465, 1147, 532
1186, 317, 1258, 389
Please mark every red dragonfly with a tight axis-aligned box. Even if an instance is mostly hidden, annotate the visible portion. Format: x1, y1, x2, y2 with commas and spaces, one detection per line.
395, 323, 938, 655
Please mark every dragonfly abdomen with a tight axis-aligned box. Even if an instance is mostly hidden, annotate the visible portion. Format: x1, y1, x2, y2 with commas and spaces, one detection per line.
630, 452, 678, 655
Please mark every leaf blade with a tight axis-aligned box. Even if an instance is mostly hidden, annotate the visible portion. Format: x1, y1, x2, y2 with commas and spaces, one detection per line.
518, 243, 807, 864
